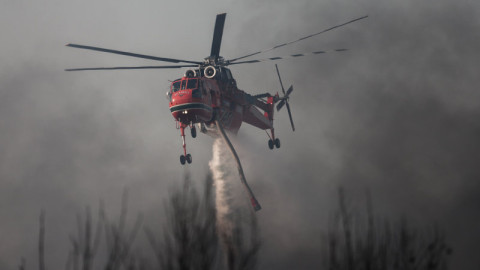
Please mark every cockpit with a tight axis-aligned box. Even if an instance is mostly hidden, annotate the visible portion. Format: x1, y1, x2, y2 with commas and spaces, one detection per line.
171, 78, 198, 92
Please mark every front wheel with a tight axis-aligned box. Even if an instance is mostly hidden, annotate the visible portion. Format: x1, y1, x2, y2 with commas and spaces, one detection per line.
186, 154, 192, 164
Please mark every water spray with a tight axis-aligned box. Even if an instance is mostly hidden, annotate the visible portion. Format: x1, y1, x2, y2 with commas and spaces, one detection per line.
214, 120, 261, 212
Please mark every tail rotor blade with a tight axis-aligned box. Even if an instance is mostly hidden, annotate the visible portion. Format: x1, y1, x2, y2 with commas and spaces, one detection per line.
276, 99, 286, 111
277, 85, 293, 111
276, 82, 294, 130
285, 85, 293, 97
275, 64, 286, 95
286, 102, 295, 131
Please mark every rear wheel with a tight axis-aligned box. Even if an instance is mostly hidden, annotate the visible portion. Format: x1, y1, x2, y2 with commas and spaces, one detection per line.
186, 154, 192, 164
180, 155, 186, 165
268, 139, 274, 149
191, 127, 197, 138
275, 138, 281, 148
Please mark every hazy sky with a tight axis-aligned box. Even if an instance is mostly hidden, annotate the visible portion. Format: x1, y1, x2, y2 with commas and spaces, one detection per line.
1, 0, 479, 269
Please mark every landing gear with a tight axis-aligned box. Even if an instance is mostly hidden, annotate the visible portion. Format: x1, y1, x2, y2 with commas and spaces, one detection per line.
179, 123, 191, 165
180, 154, 192, 165
268, 138, 281, 149
178, 122, 195, 165
267, 129, 281, 149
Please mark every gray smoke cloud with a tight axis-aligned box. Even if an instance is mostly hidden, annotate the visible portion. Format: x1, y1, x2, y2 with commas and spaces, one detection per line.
1, 0, 479, 269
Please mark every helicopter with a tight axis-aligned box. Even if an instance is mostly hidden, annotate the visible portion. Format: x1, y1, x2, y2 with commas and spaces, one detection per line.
65, 13, 367, 165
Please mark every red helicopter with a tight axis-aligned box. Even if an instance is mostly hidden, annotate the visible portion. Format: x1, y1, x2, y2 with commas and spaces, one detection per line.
66, 13, 367, 165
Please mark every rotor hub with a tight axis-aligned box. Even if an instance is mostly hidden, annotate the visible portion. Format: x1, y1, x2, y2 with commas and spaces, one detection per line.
204, 56, 226, 67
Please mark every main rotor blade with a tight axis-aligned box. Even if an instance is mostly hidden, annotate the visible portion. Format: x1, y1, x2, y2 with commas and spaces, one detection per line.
228, 15, 367, 63
66, 44, 202, 65
210, 13, 227, 59
65, 64, 197, 71
227, 49, 347, 65
275, 64, 286, 95
286, 101, 295, 132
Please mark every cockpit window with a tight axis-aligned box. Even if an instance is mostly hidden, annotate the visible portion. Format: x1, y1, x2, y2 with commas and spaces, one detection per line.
172, 79, 198, 92
172, 81, 181, 92
187, 79, 198, 89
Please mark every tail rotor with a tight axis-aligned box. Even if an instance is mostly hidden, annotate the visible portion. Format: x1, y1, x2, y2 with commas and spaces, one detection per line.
275, 64, 295, 131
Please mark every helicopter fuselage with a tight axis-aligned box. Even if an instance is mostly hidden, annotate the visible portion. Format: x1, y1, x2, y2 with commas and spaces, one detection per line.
168, 67, 271, 135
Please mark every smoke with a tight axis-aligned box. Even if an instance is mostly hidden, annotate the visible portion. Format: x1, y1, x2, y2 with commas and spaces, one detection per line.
1, 0, 479, 268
